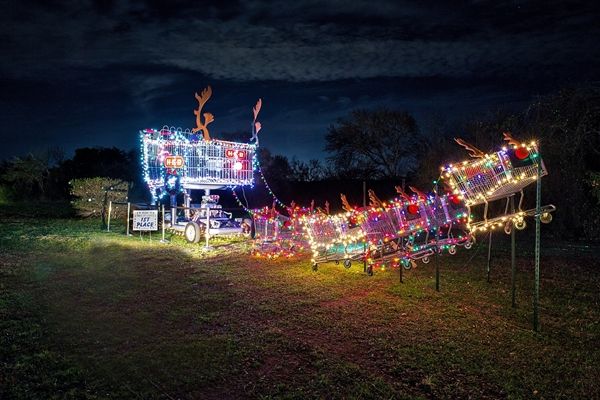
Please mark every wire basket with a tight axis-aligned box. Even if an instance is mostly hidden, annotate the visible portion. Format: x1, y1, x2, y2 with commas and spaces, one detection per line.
253, 216, 279, 242
443, 143, 547, 206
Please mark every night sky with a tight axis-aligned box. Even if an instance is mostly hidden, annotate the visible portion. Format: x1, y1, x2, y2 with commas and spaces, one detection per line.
1, 0, 599, 162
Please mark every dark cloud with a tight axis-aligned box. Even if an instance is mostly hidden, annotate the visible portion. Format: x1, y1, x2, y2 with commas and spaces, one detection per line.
0, 0, 599, 160
2, 0, 598, 82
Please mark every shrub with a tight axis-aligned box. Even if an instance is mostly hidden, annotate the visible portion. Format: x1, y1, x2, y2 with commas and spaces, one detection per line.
0, 184, 14, 204
69, 178, 129, 218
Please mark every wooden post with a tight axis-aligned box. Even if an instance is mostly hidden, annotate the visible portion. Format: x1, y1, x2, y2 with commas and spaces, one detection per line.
126, 202, 131, 236
160, 204, 167, 243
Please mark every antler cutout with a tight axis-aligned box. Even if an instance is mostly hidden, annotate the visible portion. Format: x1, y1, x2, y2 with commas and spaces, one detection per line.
394, 186, 411, 202
192, 86, 214, 141
340, 194, 354, 212
502, 131, 522, 147
454, 138, 485, 158
409, 186, 428, 200
368, 189, 383, 208
250, 98, 262, 145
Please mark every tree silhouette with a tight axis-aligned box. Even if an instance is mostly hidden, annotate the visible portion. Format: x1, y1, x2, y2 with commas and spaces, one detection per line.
325, 109, 425, 179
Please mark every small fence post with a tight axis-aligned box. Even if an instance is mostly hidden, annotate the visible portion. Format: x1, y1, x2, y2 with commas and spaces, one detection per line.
126, 202, 131, 236
160, 204, 167, 243
107, 201, 112, 232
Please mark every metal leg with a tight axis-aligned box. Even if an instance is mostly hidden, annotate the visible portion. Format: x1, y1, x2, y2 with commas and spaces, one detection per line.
511, 195, 516, 308
435, 227, 440, 292
533, 150, 542, 331
363, 180, 367, 273
205, 189, 211, 249
399, 263, 403, 283
486, 230, 492, 283
435, 255, 440, 292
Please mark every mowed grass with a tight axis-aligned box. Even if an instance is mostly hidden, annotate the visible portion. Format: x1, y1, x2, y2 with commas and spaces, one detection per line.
1, 213, 599, 399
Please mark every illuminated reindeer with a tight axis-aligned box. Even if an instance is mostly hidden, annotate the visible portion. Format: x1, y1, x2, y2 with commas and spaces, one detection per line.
192, 86, 214, 140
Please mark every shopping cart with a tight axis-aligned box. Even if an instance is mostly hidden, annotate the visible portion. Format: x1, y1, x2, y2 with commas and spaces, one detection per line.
442, 136, 555, 233
363, 191, 474, 271
361, 195, 434, 271
251, 208, 298, 258
302, 212, 365, 271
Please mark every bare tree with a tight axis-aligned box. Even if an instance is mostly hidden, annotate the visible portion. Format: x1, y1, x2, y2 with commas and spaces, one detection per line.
325, 108, 425, 179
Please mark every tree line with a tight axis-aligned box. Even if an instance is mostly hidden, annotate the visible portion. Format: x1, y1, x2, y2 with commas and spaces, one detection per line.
1, 84, 599, 239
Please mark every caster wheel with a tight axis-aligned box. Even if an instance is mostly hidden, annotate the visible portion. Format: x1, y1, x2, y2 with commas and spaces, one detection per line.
448, 246, 457, 255
422, 256, 430, 264
367, 266, 374, 276
343, 259, 352, 269
515, 220, 527, 230
540, 212, 553, 224
312, 263, 318, 271
335, 259, 339, 265
504, 223, 512, 235
401, 259, 412, 270
464, 241, 473, 250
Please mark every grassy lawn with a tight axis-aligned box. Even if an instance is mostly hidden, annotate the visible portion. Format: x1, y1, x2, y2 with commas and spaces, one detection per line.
1, 213, 599, 399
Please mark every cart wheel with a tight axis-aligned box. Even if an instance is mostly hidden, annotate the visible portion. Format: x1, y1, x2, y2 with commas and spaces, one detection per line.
448, 246, 457, 255
464, 241, 473, 250
540, 212, 553, 224
504, 222, 512, 235
367, 265, 374, 276
184, 222, 202, 243
515, 220, 527, 230
312, 263, 318, 271
335, 259, 339, 265
343, 259, 352, 269
401, 259, 412, 270
422, 256, 430, 264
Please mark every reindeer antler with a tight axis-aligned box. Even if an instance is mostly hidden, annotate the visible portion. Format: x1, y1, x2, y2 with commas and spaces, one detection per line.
409, 186, 428, 200
324, 201, 330, 215
454, 138, 485, 158
502, 131, 522, 147
253, 98, 262, 122
340, 194, 354, 212
250, 98, 262, 145
192, 86, 214, 140
394, 185, 411, 202
368, 189, 382, 208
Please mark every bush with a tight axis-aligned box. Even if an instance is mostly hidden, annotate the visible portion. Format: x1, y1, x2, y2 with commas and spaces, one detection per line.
69, 178, 129, 218
0, 184, 14, 204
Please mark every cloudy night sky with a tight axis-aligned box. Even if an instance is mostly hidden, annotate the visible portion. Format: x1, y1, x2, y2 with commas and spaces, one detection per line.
1, 0, 599, 162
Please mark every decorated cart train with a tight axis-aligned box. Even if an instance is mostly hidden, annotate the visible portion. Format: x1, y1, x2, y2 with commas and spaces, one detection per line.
140, 86, 555, 274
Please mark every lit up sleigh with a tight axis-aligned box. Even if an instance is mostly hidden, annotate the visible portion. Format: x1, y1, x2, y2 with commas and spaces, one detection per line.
140, 86, 262, 243
442, 133, 555, 234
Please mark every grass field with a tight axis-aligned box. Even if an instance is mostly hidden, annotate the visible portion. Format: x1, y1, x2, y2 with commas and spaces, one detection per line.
1, 211, 599, 399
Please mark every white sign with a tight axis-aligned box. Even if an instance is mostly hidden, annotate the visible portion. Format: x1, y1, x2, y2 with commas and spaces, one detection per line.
132, 210, 158, 231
